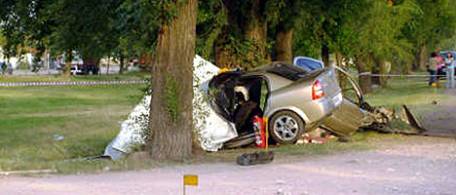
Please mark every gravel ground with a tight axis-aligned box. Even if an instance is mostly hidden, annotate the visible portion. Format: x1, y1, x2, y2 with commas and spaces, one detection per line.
1, 136, 455, 195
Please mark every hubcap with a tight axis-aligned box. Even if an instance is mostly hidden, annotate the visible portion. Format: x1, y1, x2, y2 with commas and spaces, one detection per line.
273, 116, 299, 141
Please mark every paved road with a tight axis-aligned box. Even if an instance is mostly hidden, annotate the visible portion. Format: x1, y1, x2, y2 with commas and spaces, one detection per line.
1, 136, 455, 195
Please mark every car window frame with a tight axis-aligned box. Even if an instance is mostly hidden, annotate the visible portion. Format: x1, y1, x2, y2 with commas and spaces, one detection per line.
334, 66, 364, 104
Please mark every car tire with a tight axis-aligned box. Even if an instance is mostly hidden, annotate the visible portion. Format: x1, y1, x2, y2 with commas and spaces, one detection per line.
269, 111, 305, 144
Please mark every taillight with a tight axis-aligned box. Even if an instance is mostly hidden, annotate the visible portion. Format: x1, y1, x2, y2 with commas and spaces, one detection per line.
312, 79, 325, 100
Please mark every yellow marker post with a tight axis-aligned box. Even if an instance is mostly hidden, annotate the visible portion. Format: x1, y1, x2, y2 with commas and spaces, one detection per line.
183, 174, 198, 195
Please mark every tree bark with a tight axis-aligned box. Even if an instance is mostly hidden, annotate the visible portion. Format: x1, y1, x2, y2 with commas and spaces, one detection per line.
119, 54, 125, 74
275, 24, 293, 63
214, 0, 241, 68
106, 55, 110, 75
335, 52, 343, 67
244, 0, 268, 68
63, 50, 72, 77
379, 60, 390, 87
214, 27, 241, 68
419, 44, 427, 71
335, 52, 347, 88
148, 0, 197, 161
214, 0, 268, 69
371, 57, 381, 86
355, 56, 372, 94
321, 43, 330, 66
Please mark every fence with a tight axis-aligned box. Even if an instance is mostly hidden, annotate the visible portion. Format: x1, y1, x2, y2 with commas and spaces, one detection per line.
0, 80, 148, 87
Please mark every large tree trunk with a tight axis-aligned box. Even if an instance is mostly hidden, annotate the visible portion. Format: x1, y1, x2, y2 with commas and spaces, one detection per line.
355, 56, 372, 94
63, 50, 72, 77
214, 0, 241, 68
106, 55, 110, 75
275, 24, 293, 63
379, 60, 390, 87
214, 0, 268, 69
321, 43, 330, 66
119, 54, 125, 74
413, 44, 427, 71
335, 52, 347, 88
214, 27, 241, 68
148, 0, 197, 161
244, 0, 268, 68
372, 57, 391, 87
371, 56, 381, 86
335, 52, 343, 67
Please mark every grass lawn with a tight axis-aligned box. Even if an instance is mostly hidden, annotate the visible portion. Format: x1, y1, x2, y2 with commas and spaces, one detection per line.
0, 71, 149, 83
0, 75, 449, 174
0, 81, 147, 173
364, 78, 448, 119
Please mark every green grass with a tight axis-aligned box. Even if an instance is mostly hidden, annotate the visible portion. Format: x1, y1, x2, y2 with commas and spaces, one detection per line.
0, 83, 146, 172
364, 78, 449, 118
0, 76, 448, 174
0, 71, 149, 82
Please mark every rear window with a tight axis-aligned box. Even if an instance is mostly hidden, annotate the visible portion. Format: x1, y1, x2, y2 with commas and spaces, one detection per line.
264, 63, 309, 81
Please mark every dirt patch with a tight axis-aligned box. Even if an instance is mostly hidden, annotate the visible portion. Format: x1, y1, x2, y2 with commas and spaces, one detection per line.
420, 89, 456, 137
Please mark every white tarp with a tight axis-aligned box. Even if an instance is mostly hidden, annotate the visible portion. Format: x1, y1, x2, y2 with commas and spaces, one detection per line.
104, 55, 237, 160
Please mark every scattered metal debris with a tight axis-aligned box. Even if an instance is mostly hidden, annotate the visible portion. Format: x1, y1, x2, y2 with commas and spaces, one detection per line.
53, 134, 65, 142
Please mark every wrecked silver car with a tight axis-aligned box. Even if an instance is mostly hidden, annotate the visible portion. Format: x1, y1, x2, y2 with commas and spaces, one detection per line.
209, 63, 343, 147
293, 56, 425, 138
104, 56, 424, 160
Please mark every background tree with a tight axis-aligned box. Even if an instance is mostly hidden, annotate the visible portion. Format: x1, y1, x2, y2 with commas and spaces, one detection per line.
46, 0, 120, 75
266, 0, 306, 63
213, 0, 271, 69
0, 0, 53, 63
340, 0, 417, 92
403, 0, 456, 71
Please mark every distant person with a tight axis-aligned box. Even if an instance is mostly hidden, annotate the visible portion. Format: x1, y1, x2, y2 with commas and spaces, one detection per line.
428, 52, 439, 86
445, 52, 455, 88
436, 53, 445, 81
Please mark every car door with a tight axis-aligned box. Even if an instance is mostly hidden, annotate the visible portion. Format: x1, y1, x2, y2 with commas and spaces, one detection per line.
321, 67, 367, 137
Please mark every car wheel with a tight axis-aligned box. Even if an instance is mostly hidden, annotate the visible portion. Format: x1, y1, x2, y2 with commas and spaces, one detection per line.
269, 111, 304, 144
